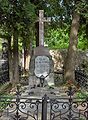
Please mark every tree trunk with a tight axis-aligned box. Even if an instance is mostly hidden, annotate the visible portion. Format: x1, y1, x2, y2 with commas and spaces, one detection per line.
8, 36, 13, 83
64, 11, 80, 83
35, 22, 39, 47
24, 38, 33, 73
24, 46, 26, 72
30, 0, 39, 47
22, 43, 28, 74
13, 31, 19, 84
24, 47, 29, 72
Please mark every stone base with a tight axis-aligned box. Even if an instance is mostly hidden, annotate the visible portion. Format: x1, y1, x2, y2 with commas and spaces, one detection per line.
29, 73, 55, 89
28, 86, 60, 98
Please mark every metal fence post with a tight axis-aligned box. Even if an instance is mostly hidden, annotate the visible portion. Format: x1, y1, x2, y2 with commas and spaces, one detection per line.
42, 94, 48, 120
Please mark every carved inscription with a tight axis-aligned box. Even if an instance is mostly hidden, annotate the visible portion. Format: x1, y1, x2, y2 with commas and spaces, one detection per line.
34, 56, 50, 77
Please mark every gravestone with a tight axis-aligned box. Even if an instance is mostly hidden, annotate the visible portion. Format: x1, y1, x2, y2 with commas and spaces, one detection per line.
29, 46, 54, 88
29, 10, 54, 89
0, 41, 9, 83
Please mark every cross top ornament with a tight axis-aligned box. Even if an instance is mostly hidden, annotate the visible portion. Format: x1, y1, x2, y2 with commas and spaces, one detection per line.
38, 10, 51, 46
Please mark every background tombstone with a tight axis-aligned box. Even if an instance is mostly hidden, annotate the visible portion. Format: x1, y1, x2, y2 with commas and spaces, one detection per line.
0, 41, 9, 83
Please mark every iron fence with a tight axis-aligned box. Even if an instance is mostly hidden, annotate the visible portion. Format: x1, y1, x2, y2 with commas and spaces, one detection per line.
0, 86, 88, 120
54, 69, 88, 89
49, 87, 88, 120
75, 70, 88, 89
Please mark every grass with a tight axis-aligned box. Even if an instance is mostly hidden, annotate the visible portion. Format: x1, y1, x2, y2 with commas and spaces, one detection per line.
0, 82, 13, 114
0, 82, 12, 95
76, 90, 88, 99
0, 94, 12, 113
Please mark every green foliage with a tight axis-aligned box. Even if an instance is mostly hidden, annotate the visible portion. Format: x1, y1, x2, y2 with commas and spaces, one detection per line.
75, 0, 88, 19
79, 118, 86, 120
0, 0, 37, 56
0, 0, 88, 50
0, 0, 36, 41
78, 25, 88, 50
45, 0, 88, 50
78, 37, 88, 50
76, 90, 88, 99
0, 82, 13, 112
45, 27, 69, 49
0, 38, 2, 51
0, 94, 12, 112
45, 24, 88, 50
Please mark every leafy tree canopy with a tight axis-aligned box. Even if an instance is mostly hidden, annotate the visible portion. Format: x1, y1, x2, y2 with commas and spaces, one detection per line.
0, 0, 88, 50
0, 0, 36, 37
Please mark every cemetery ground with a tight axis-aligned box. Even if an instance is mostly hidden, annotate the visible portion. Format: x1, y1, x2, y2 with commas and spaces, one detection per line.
0, 77, 88, 120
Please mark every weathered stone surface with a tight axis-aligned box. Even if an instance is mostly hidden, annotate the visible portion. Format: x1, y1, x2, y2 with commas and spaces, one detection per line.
0, 42, 9, 83
29, 46, 54, 89
34, 46, 50, 56
38, 10, 51, 46
50, 50, 88, 72
34, 55, 50, 78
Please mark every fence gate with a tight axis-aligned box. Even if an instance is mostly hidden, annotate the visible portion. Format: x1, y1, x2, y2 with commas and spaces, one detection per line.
0, 87, 88, 120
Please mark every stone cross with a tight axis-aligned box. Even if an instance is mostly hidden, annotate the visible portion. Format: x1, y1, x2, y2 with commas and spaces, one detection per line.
38, 10, 51, 46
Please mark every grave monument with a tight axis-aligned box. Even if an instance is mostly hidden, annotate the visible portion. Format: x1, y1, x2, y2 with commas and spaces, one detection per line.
29, 10, 54, 90
0, 41, 9, 83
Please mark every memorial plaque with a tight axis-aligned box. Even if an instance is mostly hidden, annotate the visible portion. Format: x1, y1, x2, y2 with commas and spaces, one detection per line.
34, 56, 50, 77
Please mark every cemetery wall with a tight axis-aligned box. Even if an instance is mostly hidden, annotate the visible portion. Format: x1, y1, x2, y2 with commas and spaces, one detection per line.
50, 49, 88, 72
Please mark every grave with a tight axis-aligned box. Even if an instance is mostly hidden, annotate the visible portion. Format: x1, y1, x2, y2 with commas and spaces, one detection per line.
29, 46, 54, 92
0, 41, 9, 83
29, 10, 54, 94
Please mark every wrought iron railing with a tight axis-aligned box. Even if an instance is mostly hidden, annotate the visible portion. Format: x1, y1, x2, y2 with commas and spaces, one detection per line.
75, 70, 88, 89
54, 69, 88, 89
0, 86, 88, 120
50, 87, 88, 120
0, 86, 42, 120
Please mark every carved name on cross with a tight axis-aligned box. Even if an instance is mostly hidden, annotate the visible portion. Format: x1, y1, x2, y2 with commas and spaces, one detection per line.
38, 10, 51, 46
